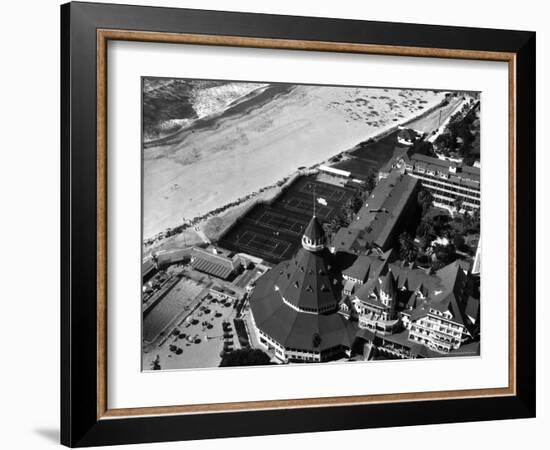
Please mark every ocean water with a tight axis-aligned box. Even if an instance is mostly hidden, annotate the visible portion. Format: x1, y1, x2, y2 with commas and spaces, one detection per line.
142, 83, 447, 240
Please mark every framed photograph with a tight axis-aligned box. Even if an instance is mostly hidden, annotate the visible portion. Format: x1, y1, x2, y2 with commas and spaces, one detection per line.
61, 1, 536, 447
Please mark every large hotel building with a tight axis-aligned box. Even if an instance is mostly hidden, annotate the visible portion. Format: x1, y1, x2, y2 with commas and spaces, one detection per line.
248, 190, 479, 362
386, 153, 480, 213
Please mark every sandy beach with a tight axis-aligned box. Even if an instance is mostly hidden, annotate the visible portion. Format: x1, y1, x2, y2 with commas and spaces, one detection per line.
143, 85, 446, 240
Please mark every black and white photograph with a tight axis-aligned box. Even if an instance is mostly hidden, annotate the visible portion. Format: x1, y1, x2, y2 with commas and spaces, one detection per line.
141, 78, 482, 371
0, 0, 541, 447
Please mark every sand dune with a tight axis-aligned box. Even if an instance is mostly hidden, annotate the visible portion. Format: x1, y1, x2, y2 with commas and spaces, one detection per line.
143, 85, 446, 240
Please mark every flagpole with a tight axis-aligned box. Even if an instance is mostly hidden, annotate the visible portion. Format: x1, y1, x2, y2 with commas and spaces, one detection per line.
313, 185, 316, 217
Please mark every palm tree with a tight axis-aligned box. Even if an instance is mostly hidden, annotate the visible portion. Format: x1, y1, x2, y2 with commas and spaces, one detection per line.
399, 232, 418, 263
416, 220, 435, 239
417, 190, 433, 216
453, 198, 463, 213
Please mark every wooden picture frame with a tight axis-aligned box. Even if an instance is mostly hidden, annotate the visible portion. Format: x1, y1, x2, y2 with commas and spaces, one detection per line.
61, 1, 536, 447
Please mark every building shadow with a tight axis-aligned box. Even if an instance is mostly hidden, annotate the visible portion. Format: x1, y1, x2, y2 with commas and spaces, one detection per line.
34, 428, 59, 444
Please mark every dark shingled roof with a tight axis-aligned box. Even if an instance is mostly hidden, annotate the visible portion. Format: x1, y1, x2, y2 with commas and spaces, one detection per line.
465, 296, 480, 322
342, 251, 391, 282
353, 258, 477, 332
462, 164, 481, 178
275, 247, 341, 312
249, 219, 358, 353
356, 268, 399, 310
191, 258, 234, 279
355, 328, 378, 343
409, 153, 480, 183
411, 153, 456, 169
190, 247, 236, 280
333, 228, 363, 253
381, 269, 397, 297
400, 261, 472, 329
249, 267, 357, 352
332, 171, 419, 251
303, 216, 325, 242
343, 279, 356, 295
429, 262, 468, 324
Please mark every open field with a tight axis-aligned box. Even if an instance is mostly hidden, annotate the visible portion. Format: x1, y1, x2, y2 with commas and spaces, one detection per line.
143, 84, 446, 239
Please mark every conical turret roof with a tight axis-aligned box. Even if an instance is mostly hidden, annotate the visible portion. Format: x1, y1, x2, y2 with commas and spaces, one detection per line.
381, 269, 397, 297
303, 216, 325, 242
275, 246, 340, 313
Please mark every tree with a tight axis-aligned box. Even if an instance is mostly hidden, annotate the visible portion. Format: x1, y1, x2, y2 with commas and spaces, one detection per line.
412, 140, 435, 157
343, 190, 364, 219
323, 213, 350, 240
417, 190, 433, 217
151, 355, 161, 371
363, 170, 376, 194
433, 243, 457, 265
398, 232, 417, 263
463, 154, 478, 166
453, 234, 466, 251
322, 222, 336, 240
416, 220, 435, 240
453, 198, 463, 214
220, 349, 272, 367
435, 132, 455, 153
461, 211, 472, 231
471, 209, 481, 232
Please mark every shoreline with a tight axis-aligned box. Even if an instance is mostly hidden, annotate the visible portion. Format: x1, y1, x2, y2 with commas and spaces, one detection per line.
142, 106, 417, 247
143, 87, 447, 240
143, 84, 291, 148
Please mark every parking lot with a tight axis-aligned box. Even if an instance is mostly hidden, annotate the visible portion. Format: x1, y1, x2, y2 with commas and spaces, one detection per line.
143, 291, 242, 370
142, 276, 206, 344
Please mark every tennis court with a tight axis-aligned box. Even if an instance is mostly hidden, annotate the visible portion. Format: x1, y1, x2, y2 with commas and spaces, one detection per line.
251, 210, 307, 235
299, 180, 348, 201
234, 230, 292, 260
218, 175, 355, 263
281, 197, 333, 219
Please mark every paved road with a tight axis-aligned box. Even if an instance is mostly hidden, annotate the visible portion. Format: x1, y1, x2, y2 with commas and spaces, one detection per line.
407, 96, 464, 134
